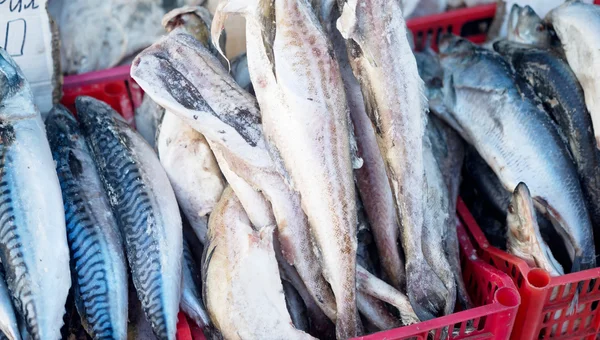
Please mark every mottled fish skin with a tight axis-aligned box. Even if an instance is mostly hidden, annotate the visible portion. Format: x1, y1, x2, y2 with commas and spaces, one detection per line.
548, 2, 600, 150
213, 0, 360, 336
76, 96, 182, 340
437, 35, 595, 270
336, 0, 440, 321
0, 266, 19, 340
0, 49, 71, 340
134, 95, 165, 149
203, 187, 316, 340
157, 111, 225, 244
131, 30, 337, 322
507, 183, 564, 276
282, 280, 310, 333
422, 136, 455, 317
326, 4, 405, 291
426, 116, 472, 311
495, 40, 600, 243
45, 105, 128, 340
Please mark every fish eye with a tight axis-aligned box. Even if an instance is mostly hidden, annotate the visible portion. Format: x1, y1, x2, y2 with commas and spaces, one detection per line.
536, 24, 545, 32
508, 204, 515, 214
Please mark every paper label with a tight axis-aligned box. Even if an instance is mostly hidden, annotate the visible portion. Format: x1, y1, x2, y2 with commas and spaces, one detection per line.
1, 0, 55, 114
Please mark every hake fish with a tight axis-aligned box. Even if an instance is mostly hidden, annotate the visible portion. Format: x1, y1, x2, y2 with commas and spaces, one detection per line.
46, 105, 128, 340
495, 39, 600, 240
76, 96, 182, 340
336, 0, 442, 321
548, 1, 600, 149
507, 183, 564, 276
212, 1, 360, 336
203, 187, 315, 340
131, 30, 337, 323
0, 49, 71, 340
437, 35, 596, 270
157, 111, 225, 244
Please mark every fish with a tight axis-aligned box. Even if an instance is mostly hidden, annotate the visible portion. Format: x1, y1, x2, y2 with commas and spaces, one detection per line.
76, 96, 182, 340
134, 95, 165, 148
437, 35, 596, 271
0, 265, 19, 340
45, 105, 128, 340
422, 136, 455, 317
507, 183, 564, 276
495, 40, 600, 242
464, 147, 511, 216
213, 1, 360, 336
336, 0, 443, 321
131, 30, 337, 323
181, 233, 221, 339
0, 49, 71, 340
230, 53, 253, 94
506, 5, 554, 47
282, 280, 310, 333
548, 2, 600, 149
325, 4, 405, 291
356, 293, 401, 332
203, 187, 316, 340
426, 116, 472, 311
157, 110, 225, 244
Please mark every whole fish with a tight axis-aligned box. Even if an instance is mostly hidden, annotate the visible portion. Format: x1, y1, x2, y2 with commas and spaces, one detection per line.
426, 116, 472, 311
46, 105, 128, 340
282, 280, 310, 333
213, 1, 360, 337
422, 136, 455, 317
548, 2, 600, 149
0, 49, 71, 339
326, 4, 405, 291
134, 95, 165, 148
437, 35, 595, 270
507, 183, 564, 276
76, 96, 182, 340
0, 265, 19, 340
203, 187, 315, 340
157, 111, 225, 244
131, 30, 337, 323
495, 40, 600, 237
336, 0, 442, 321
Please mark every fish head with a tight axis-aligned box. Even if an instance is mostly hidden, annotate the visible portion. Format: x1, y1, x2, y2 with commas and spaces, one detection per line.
0, 48, 36, 116
46, 104, 79, 138
75, 96, 118, 135
438, 34, 477, 68
507, 182, 536, 243
507, 5, 553, 47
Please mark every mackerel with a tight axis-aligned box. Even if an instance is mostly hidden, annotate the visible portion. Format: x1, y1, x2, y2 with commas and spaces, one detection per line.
76, 96, 182, 340
46, 105, 128, 340
0, 49, 71, 340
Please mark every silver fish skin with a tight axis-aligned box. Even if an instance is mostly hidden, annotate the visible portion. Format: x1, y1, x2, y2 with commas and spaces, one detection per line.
506, 5, 553, 48
213, 1, 360, 336
76, 96, 182, 340
0, 266, 19, 340
327, 4, 405, 291
495, 40, 600, 239
131, 31, 337, 322
548, 2, 600, 149
437, 35, 596, 270
134, 95, 165, 148
203, 187, 316, 340
426, 115, 472, 311
336, 0, 441, 321
0, 49, 71, 340
507, 183, 564, 276
157, 111, 225, 244
45, 105, 128, 340
422, 136, 455, 317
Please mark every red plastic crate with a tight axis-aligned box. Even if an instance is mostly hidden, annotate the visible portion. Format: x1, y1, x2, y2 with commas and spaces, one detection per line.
458, 199, 600, 340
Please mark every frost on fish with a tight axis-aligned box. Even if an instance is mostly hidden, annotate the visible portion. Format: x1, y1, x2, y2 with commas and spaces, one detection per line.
0, 49, 71, 340
203, 188, 316, 340
46, 105, 128, 340
76, 96, 182, 340
131, 30, 337, 323
336, 0, 440, 321
157, 111, 225, 244
438, 35, 595, 270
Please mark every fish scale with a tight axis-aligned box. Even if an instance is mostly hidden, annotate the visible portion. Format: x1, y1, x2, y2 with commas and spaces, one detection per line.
77, 97, 182, 340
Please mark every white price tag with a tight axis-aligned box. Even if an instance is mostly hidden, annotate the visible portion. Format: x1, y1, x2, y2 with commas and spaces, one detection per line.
1, 0, 56, 114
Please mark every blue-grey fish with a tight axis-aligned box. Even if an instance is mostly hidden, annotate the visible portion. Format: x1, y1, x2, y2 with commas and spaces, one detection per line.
45, 105, 128, 340
0, 49, 71, 340
0, 265, 19, 340
437, 35, 596, 271
76, 96, 182, 340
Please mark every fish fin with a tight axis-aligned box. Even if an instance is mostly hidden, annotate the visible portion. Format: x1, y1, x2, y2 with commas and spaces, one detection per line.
201, 241, 217, 306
